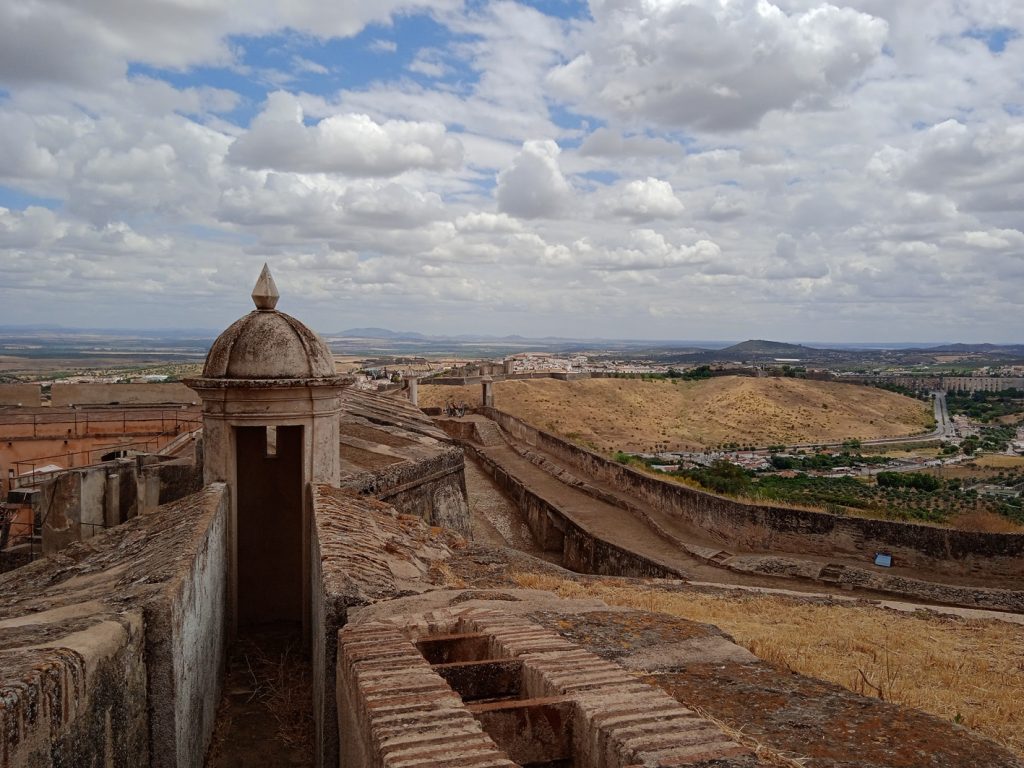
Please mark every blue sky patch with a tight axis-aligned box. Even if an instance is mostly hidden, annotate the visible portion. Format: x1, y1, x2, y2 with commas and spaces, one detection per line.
962, 26, 1020, 53
0, 187, 62, 211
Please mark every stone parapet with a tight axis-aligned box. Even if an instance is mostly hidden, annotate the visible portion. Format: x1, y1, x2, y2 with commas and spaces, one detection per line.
0, 483, 229, 768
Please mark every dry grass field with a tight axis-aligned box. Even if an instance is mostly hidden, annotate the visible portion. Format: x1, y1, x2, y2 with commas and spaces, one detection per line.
514, 573, 1024, 758
421, 376, 932, 451
926, 454, 1024, 481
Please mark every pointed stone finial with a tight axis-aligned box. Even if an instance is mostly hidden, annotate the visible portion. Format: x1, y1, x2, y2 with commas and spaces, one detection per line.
251, 263, 279, 311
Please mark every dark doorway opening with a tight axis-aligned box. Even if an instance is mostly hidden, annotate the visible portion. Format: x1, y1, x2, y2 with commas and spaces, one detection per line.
235, 425, 304, 626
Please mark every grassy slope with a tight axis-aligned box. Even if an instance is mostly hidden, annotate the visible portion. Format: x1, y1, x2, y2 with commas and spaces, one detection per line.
421, 376, 932, 451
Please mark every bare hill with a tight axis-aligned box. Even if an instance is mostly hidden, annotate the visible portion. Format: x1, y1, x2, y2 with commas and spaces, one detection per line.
420, 376, 932, 452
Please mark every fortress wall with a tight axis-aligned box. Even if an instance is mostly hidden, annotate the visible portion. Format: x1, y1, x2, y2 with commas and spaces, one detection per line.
942, 376, 1024, 392
156, 457, 204, 505
0, 383, 41, 406
467, 442, 683, 579
482, 408, 1024, 578
51, 382, 199, 406
0, 612, 150, 768
144, 485, 229, 768
343, 446, 471, 538
309, 486, 458, 768
310, 494, 331, 768
0, 484, 228, 768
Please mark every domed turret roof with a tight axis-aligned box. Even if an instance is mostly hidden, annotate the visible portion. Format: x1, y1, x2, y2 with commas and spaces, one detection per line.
201, 264, 336, 380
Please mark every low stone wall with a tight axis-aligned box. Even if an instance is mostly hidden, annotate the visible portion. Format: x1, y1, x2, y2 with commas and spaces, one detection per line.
144, 486, 229, 768
309, 485, 456, 768
343, 445, 471, 538
0, 383, 41, 406
51, 382, 199, 407
0, 483, 229, 768
482, 407, 1024, 579
35, 454, 202, 556
467, 443, 683, 579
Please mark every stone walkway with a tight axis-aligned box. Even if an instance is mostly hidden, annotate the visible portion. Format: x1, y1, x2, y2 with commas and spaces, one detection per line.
464, 454, 546, 556
460, 415, 1024, 609
205, 627, 313, 768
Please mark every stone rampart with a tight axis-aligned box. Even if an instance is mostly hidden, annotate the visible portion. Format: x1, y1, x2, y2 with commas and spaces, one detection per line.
144, 486, 229, 768
466, 442, 684, 579
337, 607, 751, 768
482, 407, 1024, 579
0, 384, 41, 406
51, 383, 199, 407
0, 484, 229, 768
343, 445, 470, 537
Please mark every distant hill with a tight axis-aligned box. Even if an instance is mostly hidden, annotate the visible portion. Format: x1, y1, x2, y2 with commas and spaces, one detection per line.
717, 339, 820, 357
672, 338, 855, 365
419, 376, 932, 451
338, 327, 427, 340
923, 343, 1024, 355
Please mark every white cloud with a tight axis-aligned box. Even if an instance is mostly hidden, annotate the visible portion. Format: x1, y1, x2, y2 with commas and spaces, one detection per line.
0, 0, 1022, 341
455, 212, 522, 233
227, 92, 464, 176
590, 230, 722, 271
609, 178, 685, 222
548, 0, 889, 131
496, 140, 573, 218
408, 49, 452, 78
292, 56, 328, 75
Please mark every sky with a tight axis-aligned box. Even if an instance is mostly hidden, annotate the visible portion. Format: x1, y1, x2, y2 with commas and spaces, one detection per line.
0, 0, 1022, 343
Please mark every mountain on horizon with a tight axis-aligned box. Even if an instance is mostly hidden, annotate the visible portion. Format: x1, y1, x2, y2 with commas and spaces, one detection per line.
922, 342, 1024, 354
337, 327, 428, 340
717, 339, 820, 356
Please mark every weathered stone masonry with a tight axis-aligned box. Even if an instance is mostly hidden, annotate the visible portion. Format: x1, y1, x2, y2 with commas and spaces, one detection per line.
338, 608, 755, 768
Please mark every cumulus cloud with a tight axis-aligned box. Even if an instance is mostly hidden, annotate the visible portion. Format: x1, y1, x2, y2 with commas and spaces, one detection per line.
548, 0, 889, 131
609, 178, 684, 221
590, 230, 722, 271
496, 140, 573, 218
455, 212, 522, 233
1, 0, 1023, 341
761, 233, 829, 280
0, 206, 64, 249
228, 92, 464, 176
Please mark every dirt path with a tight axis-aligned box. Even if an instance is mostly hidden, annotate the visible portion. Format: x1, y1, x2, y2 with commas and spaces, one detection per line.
463, 454, 546, 556
205, 627, 313, 768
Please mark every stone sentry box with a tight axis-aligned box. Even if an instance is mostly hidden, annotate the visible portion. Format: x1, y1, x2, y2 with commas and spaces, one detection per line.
185, 265, 349, 638
337, 608, 754, 768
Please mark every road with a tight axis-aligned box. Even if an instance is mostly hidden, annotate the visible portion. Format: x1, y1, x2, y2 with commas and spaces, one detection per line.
749, 390, 953, 452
